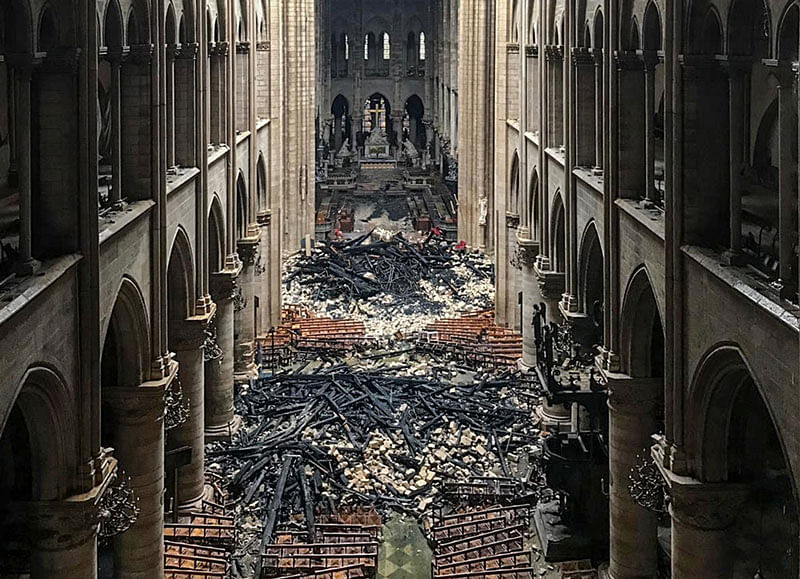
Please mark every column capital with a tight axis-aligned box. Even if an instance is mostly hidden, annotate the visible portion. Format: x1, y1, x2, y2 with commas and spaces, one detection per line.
571, 46, 594, 68
257, 208, 272, 226
614, 50, 643, 71
544, 45, 564, 62
603, 373, 661, 414
236, 41, 250, 54
525, 45, 538, 57
176, 42, 199, 60
166, 43, 181, 60
170, 303, 217, 351
104, 46, 128, 64
256, 41, 270, 52
666, 475, 749, 531
516, 237, 539, 269
41, 47, 81, 73
642, 49, 660, 70
210, 263, 243, 301
103, 361, 176, 424
590, 47, 603, 65
505, 211, 520, 228
506, 42, 520, 54
124, 43, 154, 65
237, 229, 262, 266
209, 41, 229, 57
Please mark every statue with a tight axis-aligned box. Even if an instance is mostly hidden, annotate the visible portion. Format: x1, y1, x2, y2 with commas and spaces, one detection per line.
478, 196, 488, 226
337, 138, 352, 157
402, 138, 419, 160
366, 129, 389, 146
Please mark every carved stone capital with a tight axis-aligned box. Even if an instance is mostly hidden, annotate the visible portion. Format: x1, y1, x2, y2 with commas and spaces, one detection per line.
236, 41, 250, 54
668, 479, 749, 531
604, 373, 661, 414
124, 43, 154, 65
256, 41, 270, 52
170, 303, 217, 352
237, 232, 261, 266
517, 238, 539, 268
614, 50, 643, 71
177, 42, 199, 59
41, 47, 81, 73
545, 45, 564, 62
505, 212, 520, 228
571, 47, 594, 68
166, 43, 182, 60
526, 45, 538, 57
506, 42, 520, 54
210, 265, 242, 301
102, 362, 175, 425
257, 209, 272, 227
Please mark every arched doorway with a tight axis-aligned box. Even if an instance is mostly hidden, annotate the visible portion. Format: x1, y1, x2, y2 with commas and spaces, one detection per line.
0, 368, 84, 576
578, 222, 603, 344
330, 94, 350, 152
686, 347, 799, 577
99, 277, 154, 577
361, 93, 391, 145
166, 228, 205, 513
403, 94, 425, 149
551, 193, 566, 273
608, 266, 666, 578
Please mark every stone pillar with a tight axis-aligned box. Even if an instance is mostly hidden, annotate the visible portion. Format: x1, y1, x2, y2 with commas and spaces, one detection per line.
669, 479, 748, 579
168, 307, 214, 512
109, 53, 123, 204
606, 374, 660, 579
103, 367, 172, 578
644, 54, 657, 203
777, 72, 795, 297
166, 46, 177, 168
207, 267, 241, 440
726, 66, 745, 260
31, 511, 98, 579
14, 64, 38, 275
235, 233, 261, 383
518, 238, 539, 369
506, 214, 520, 330
594, 50, 604, 172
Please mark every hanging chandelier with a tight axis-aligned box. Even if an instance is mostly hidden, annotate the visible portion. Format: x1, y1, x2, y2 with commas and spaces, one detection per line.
98, 468, 139, 540
628, 450, 669, 514
164, 374, 190, 431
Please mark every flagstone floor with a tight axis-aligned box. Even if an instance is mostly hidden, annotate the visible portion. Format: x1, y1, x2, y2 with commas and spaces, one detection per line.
377, 512, 432, 579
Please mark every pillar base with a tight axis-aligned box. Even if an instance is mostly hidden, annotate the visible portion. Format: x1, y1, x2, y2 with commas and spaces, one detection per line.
204, 414, 242, 443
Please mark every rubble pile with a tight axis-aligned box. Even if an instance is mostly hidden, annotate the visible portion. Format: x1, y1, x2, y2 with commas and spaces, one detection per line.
283, 232, 494, 336
207, 360, 545, 576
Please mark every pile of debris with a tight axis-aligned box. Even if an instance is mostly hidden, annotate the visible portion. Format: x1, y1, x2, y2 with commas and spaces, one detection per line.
207, 361, 545, 576
417, 310, 523, 369
283, 232, 494, 337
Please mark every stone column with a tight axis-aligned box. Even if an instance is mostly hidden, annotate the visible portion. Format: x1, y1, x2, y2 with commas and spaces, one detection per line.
777, 71, 795, 297
13, 63, 38, 275
518, 238, 539, 369
206, 267, 241, 440
594, 50, 603, 172
168, 306, 214, 512
726, 65, 745, 261
235, 233, 261, 383
669, 479, 748, 579
103, 367, 173, 578
506, 214, 520, 330
606, 374, 661, 579
109, 52, 123, 204
166, 45, 177, 168
644, 53, 657, 203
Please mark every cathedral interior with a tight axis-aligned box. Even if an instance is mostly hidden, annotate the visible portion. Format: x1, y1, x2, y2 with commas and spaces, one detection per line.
0, 0, 799, 577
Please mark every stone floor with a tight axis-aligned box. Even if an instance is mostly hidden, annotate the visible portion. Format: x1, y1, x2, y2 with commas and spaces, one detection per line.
377, 512, 432, 579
